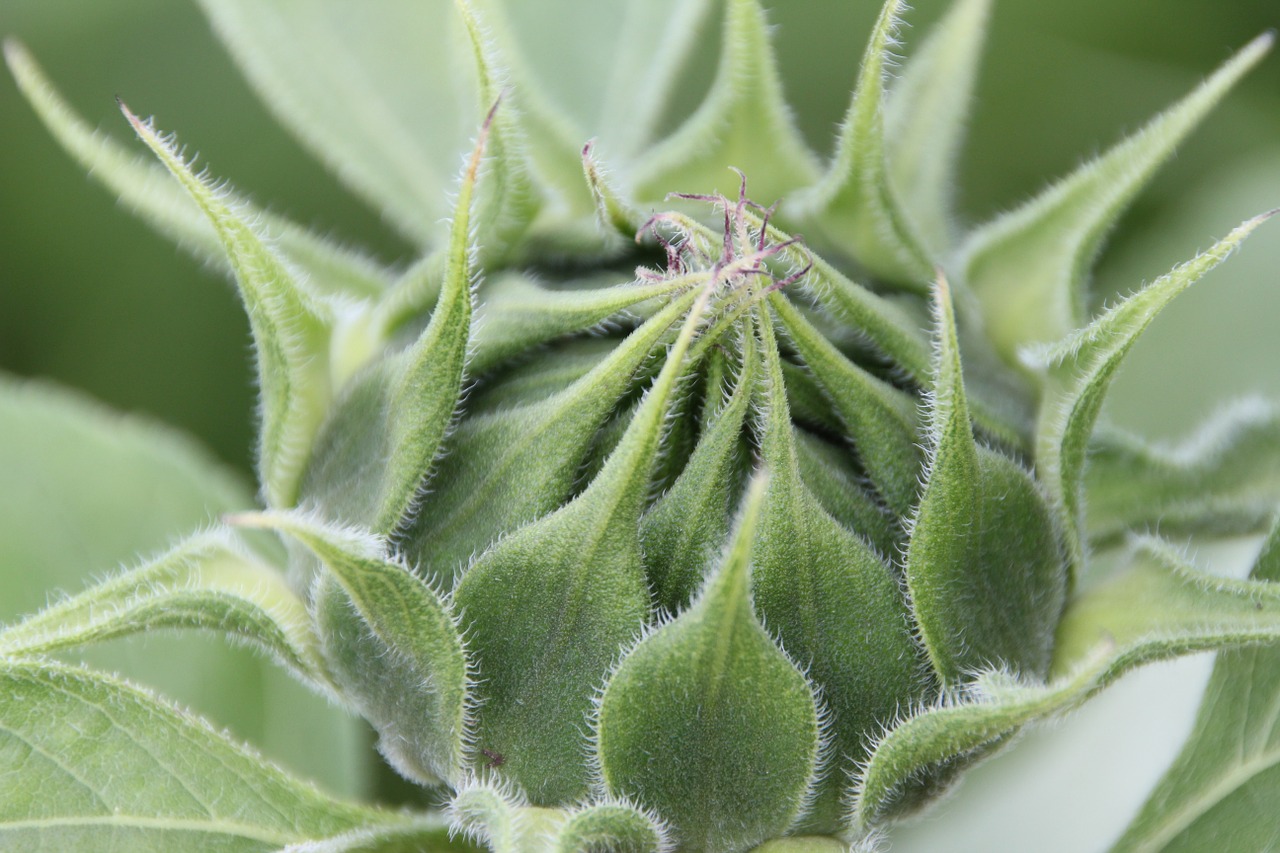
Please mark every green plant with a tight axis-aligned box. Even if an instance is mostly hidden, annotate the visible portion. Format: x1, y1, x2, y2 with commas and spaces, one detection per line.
3, 0, 1279, 849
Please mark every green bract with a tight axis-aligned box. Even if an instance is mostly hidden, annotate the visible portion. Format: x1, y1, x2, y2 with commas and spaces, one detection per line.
3, 1, 1278, 850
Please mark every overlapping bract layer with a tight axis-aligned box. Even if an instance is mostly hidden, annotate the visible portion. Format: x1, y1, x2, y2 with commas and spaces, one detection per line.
5, 0, 1279, 850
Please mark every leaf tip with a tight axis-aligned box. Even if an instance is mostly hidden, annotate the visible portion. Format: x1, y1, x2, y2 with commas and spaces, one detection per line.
1250, 28, 1276, 56
2, 36, 28, 70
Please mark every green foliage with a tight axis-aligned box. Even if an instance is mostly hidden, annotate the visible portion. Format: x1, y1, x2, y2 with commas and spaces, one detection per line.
0, 659, 401, 850
1113, 521, 1280, 852
4, 0, 1279, 850
904, 278, 1065, 686
598, 475, 820, 853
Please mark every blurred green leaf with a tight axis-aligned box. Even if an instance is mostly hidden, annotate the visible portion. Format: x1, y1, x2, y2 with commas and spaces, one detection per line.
196, 0, 481, 247
0, 528, 326, 686
1111, 521, 1280, 853
0, 375, 365, 796
962, 35, 1271, 358
0, 659, 400, 851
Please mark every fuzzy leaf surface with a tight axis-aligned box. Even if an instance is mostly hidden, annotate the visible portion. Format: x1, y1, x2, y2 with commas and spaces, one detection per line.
454, 288, 710, 802
301, 117, 487, 534
642, 332, 754, 611
470, 272, 690, 374
401, 288, 698, 587
748, 212, 933, 383
963, 35, 1272, 357
2, 40, 392, 299
0, 659, 400, 851
884, 0, 990, 253
1032, 213, 1274, 575
0, 376, 365, 795
124, 105, 335, 510
856, 543, 1280, 838
240, 513, 471, 788
795, 0, 932, 287
630, 0, 819, 203
1086, 401, 1280, 544
554, 802, 669, 853
906, 279, 1065, 686
0, 528, 324, 684
466, 338, 615, 415
771, 292, 920, 514
1052, 537, 1280, 673
278, 816, 473, 853
795, 429, 900, 559
599, 475, 820, 853
750, 310, 921, 831
1111, 522, 1280, 853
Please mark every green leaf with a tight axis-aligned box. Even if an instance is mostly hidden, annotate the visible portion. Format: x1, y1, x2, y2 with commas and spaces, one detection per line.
750, 308, 922, 832
1086, 400, 1280, 544
851, 649, 1111, 832
452, 2, 540, 260
123, 104, 335, 510
197, 0, 489, 248
467, 337, 616, 415
0, 376, 363, 797
771, 291, 921, 514
597, 474, 821, 853
447, 782, 532, 853
1032, 213, 1275, 576
962, 34, 1273, 358
301, 113, 490, 534
855, 537, 1280, 837
582, 141, 645, 241
234, 512, 472, 789
465, 0, 717, 218
0, 528, 325, 685
905, 277, 1066, 686
401, 287, 700, 587
750, 839, 850, 853
1052, 536, 1280, 673
554, 801, 669, 853
884, 0, 990, 254
469, 271, 693, 375
630, 0, 820, 204
779, 357, 842, 436
794, 429, 901, 560
1111, 521, 1280, 853
475, 0, 714, 165
0, 658, 402, 851
453, 285, 712, 803
793, 0, 933, 288
642, 331, 755, 613
279, 816, 474, 853
2, 39, 393, 300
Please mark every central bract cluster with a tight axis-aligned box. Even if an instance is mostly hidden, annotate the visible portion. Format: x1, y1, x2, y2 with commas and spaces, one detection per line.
9, 0, 1278, 849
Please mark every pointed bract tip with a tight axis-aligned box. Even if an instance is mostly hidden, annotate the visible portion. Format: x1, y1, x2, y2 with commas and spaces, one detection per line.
932, 267, 951, 302
2, 37, 28, 68
117, 98, 146, 132
481, 90, 505, 131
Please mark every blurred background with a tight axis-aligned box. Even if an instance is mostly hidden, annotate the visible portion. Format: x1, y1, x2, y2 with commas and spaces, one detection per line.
1, 0, 1277, 848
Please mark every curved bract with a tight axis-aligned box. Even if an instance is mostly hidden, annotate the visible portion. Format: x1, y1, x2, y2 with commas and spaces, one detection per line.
3, 1, 1278, 851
